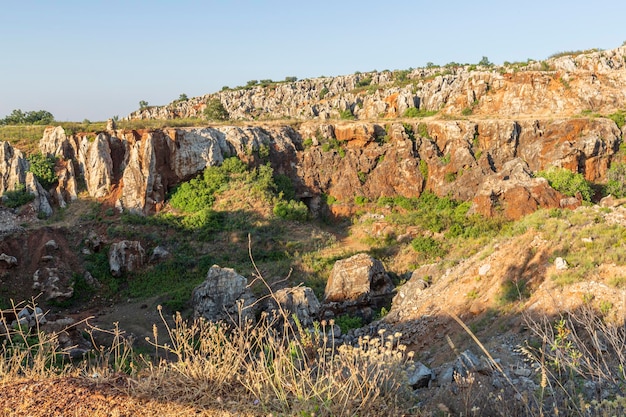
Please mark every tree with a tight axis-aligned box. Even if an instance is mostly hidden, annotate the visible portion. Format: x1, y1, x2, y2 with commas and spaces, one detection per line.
479, 56, 493, 67
284, 76, 297, 82
178, 93, 188, 101
139, 100, 149, 109
203, 98, 229, 121
0, 109, 54, 125
28, 153, 58, 189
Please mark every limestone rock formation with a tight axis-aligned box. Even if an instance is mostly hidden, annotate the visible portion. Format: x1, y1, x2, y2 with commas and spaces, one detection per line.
323, 253, 394, 321
108, 240, 145, 277
191, 265, 257, 323
126, 46, 626, 122
0, 141, 29, 193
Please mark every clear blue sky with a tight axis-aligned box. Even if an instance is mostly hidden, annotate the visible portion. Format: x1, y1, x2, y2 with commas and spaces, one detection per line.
1, 0, 624, 122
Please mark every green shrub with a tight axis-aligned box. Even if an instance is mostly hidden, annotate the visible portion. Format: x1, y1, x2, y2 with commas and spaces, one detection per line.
419, 160, 428, 180
319, 87, 329, 99
461, 107, 473, 116
497, 278, 530, 304
607, 110, 626, 130
273, 200, 308, 221
334, 314, 363, 333
339, 109, 355, 120
274, 174, 295, 201
410, 236, 445, 259
203, 98, 229, 121
403, 108, 438, 118
354, 196, 369, 205
606, 162, 626, 197
2, 185, 34, 208
356, 76, 372, 87
536, 166, 593, 202
28, 153, 57, 189
444, 171, 457, 182
417, 123, 430, 139
169, 157, 247, 212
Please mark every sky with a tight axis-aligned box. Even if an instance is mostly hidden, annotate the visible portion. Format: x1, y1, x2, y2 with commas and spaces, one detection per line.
1, 0, 625, 122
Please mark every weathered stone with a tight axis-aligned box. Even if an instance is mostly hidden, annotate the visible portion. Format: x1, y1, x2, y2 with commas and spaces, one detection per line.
324, 253, 393, 303
555, 257, 569, 270
268, 286, 321, 327
45, 240, 58, 250
108, 240, 145, 277
478, 264, 491, 276
191, 265, 257, 323
32, 268, 74, 301
149, 246, 171, 263
407, 361, 434, 389
0, 253, 17, 267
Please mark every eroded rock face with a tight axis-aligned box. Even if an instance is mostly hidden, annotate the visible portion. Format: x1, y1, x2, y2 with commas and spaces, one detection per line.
469, 158, 571, 219
0, 142, 29, 194
191, 265, 257, 323
108, 240, 145, 277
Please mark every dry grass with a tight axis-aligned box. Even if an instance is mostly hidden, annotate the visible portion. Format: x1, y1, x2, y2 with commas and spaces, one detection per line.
1, 286, 417, 416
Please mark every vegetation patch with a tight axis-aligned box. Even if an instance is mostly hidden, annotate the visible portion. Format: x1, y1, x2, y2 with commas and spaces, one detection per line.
536, 166, 593, 202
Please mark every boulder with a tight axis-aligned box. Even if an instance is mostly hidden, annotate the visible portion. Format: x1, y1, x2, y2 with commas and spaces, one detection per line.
108, 240, 145, 277
0, 253, 17, 267
325, 253, 393, 302
268, 286, 321, 327
149, 246, 171, 263
407, 361, 434, 389
191, 265, 257, 323
323, 253, 394, 321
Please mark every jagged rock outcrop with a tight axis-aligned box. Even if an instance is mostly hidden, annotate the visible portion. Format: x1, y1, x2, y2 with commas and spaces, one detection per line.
108, 240, 145, 277
0, 141, 28, 193
126, 46, 626, 122
33, 113, 623, 220
323, 253, 394, 321
22, 46, 626, 220
191, 265, 257, 323
0, 141, 53, 217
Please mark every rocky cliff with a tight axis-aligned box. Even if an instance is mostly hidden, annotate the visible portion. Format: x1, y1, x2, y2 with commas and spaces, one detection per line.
127, 46, 626, 122
1, 46, 625, 220
29, 116, 622, 219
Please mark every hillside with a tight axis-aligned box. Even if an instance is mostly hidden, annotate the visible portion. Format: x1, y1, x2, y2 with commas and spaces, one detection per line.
0, 46, 626, 416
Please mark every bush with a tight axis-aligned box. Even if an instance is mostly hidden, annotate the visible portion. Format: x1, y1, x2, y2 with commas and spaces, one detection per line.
339, 109, 355, 120
2, 185, 34, 208
169, 158, 246, 212
606, 162, 626, 198
274, 174, 295, 201
203, 98, 229, 121
536, 166, 593, 202
403, 108, 438, 118
334, 314, 363, 333
273, 199, 308, 221
410, 236, 445, 259
607, 110, 626, 129
27, 153, 57, 189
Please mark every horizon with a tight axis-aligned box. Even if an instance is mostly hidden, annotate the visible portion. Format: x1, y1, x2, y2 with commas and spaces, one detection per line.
1, 0, 625, 122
